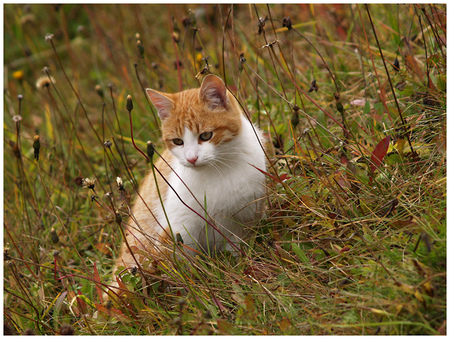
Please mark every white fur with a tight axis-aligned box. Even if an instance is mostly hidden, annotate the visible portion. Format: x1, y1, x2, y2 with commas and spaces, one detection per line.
157, 115, 266, 253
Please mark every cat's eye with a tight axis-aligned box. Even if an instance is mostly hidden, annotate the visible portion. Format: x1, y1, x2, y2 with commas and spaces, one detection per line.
199, 131, 213, 141
172, 138, 184, 146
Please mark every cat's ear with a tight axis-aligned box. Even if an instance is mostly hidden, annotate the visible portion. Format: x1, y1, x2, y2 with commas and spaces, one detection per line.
146, 89, 174, 120
199, 74, 229, 110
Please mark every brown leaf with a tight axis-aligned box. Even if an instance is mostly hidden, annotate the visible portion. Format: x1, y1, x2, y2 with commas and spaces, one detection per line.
216, 319, 234, 334
94, 243, 113, 257
412, 259, 426, 277
278, 317, 292, 332
93, 262, 104, 304
405, 54, 423, 79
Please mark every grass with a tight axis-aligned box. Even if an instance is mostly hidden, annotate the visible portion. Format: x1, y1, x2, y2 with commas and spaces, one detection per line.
3, 3, 446, 335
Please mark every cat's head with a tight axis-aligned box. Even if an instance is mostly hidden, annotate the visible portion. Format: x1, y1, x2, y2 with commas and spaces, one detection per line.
146, 75, 243, 168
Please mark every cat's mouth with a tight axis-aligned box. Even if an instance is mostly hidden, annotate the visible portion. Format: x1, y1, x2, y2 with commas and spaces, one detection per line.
184, 161, 204, 168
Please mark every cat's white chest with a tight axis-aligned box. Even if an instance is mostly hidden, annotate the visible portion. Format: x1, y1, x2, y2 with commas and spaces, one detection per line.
161, 118, 266, 251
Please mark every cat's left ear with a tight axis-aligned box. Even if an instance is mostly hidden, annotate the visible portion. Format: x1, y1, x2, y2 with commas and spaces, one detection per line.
199, 74, 229, 110
146, 89, 174, 121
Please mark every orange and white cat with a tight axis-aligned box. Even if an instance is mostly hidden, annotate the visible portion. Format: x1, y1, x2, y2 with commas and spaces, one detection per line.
114, 74, 266, 283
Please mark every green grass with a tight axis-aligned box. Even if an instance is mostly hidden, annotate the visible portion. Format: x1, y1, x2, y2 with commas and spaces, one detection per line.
4, 4, 446, 335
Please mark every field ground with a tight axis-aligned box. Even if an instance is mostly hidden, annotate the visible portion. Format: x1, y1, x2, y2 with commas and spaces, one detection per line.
3, 4, 446, 335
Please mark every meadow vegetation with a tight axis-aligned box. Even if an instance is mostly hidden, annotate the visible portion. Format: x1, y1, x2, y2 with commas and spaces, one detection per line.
3, 4, 446, 335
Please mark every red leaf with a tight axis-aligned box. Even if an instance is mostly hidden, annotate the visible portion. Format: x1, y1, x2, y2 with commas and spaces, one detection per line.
370, 136, 390, 174
340, 246, 350, 253
76, 290, 88, 314
278, 173, 291, 182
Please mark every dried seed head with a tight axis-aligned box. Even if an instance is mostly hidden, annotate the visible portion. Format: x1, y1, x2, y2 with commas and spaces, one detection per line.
258, 16, 268, 35
115, 211, 122, 224
12, 115, 22, 123
393, 57, 400, 73
334, 93, 344, 114
82, 177, 96, 190
36, 75, 55, 89
4, 246, 11, 260
136, 40, 144, 59
45, 33, 54, 41
126, 95, 133, 112
147, 141, 155, 163
50, 227, 59, 244
239, 53, 246, 64
172, 31, 180, 43
182, 16, 191, 28
291, 106, 299, 129
116, 177, 124, 191
33, 135, 40, 161
308, 79, 318, 93
95, 84, 104, 98
282, 16, 292, 30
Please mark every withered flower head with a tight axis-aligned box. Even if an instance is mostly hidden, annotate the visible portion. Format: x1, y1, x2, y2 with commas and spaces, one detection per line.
36, 75, 55, 89
82, 177, 96, 189
116, 177, 124, 190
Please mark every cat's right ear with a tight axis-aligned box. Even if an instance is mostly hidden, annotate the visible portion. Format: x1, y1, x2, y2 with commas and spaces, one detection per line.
146, 89, 174, 121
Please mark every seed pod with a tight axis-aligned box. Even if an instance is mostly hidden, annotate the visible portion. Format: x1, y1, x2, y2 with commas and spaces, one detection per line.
116, 177, 124, 191
308, 79, 318, 93
95, 84, 104, 99
115, 211, 122, 224
126, 95, 133, 112
334, 93, 344, 114
393, 57, 400, 73
33, 135, 40, 161
239, 53, 246, 72
176, 232, 184, 245
137, 40, 144, 59
291, 105, 300, 129
282, 16, 292, 30
50, 228, 59, 244
147, 141, 155, 163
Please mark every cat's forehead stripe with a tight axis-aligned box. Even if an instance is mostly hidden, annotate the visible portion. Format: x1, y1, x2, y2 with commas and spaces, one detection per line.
161, 88, 242, 146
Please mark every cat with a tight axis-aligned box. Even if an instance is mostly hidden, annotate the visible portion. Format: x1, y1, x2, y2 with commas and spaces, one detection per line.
112, 74, 266, 293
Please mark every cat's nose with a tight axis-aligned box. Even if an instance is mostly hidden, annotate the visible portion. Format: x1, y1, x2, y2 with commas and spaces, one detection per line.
187, 156, 198, 165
